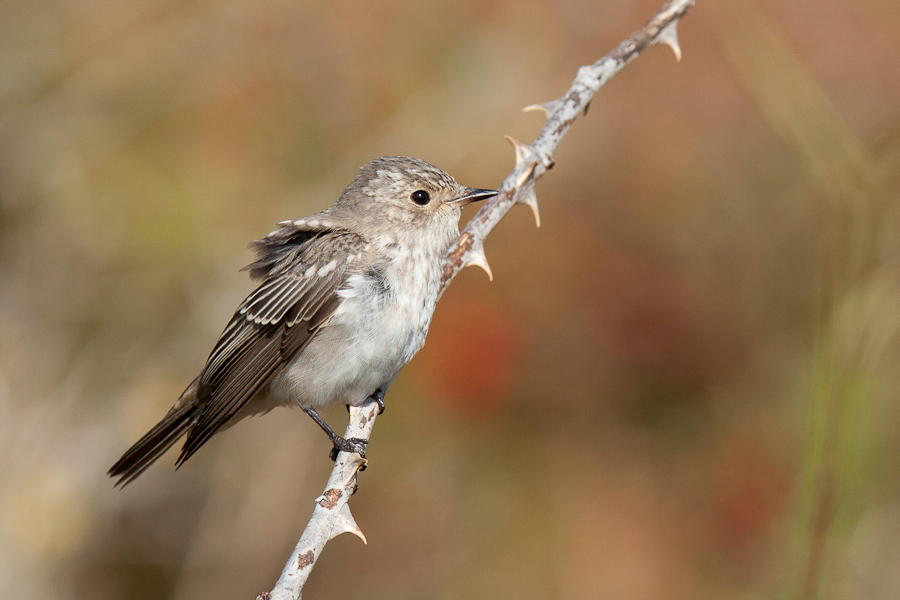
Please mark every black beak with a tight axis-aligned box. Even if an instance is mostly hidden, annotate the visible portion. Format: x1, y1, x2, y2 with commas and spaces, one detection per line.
452, 187, 497, 206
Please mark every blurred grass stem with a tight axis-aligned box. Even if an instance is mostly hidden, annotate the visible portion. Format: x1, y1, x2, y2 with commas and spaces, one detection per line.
718, 1, 896, 598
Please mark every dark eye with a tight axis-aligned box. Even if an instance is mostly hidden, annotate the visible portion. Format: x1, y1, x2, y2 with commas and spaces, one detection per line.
411, 190, 431, 205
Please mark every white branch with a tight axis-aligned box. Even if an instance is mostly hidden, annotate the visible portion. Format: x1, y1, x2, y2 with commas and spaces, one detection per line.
259, 403, 377, 600
258, 1, 695, 598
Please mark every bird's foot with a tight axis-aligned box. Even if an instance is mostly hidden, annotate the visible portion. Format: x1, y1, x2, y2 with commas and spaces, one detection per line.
369, 388, 386, 414
329, 436, 368, 461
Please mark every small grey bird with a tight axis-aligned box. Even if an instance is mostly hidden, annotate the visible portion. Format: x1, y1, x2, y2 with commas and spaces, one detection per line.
109, 156, 495, 486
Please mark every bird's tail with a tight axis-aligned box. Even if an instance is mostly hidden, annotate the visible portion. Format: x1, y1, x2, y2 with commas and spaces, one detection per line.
108, 377, 202, 487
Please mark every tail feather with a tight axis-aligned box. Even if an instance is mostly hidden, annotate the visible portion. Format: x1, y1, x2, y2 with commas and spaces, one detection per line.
108, 377, 202, 487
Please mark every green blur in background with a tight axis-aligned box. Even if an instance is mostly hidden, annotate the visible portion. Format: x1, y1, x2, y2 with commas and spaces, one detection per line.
1, 0, 899, 599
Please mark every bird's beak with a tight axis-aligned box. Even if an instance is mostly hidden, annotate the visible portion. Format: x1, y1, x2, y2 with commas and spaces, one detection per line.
452, 187, 497, 206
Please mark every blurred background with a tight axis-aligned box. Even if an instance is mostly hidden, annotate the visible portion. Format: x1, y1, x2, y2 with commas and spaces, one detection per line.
2, 0, 899, 598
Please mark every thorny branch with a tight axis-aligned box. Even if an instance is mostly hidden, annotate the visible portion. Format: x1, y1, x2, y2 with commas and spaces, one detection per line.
439, 0, 694, 291
261, 403, 376, 600
260, 1, 694, 598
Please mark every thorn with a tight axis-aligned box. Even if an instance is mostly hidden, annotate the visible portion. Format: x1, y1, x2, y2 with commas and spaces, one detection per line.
517, 167, 535, 188
466, 247, 493, 281
518, 187, 540, 228
330, 503, 367, 544
522, 100, 560, 117
655, 21, 682, 62
505, 136, 538, 187
504, 135, 534, 166
583, 100, 591, 117
341, 454, 368, 486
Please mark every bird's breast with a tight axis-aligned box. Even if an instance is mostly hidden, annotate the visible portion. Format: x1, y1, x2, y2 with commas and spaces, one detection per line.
358, 243, 441, 361
272, 242, 443, 409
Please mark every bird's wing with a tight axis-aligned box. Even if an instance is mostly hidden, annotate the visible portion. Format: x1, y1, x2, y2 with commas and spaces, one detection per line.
176, 227, 366, 464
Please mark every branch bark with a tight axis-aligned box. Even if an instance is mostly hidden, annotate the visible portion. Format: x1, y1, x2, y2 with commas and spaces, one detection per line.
260, 1, 694, 598
261, 403, 376, 600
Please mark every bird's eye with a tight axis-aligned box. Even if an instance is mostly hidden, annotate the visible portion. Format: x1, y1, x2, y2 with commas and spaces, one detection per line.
411, 190, 431, 206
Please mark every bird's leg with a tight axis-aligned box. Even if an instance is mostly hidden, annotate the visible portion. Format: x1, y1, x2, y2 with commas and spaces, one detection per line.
302, 407, 367, 460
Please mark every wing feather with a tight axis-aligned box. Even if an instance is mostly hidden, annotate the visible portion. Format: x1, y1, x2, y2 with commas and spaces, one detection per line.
176, 228, 367, 463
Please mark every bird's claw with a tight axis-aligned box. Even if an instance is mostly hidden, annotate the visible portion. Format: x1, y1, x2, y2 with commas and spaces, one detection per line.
370, 389, 386, 414
329, 436, 368, 461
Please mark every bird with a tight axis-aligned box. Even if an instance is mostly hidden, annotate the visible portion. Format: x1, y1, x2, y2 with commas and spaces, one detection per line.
108, 156, 496, 487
